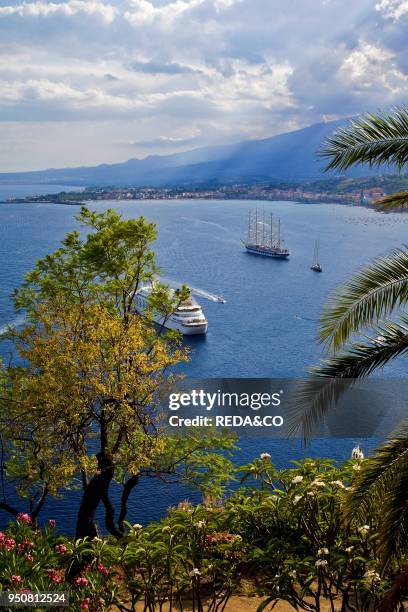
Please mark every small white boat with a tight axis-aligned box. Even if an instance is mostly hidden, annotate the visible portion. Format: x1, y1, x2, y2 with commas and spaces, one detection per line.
135, 286, 208, 335
311, 240, 323, 272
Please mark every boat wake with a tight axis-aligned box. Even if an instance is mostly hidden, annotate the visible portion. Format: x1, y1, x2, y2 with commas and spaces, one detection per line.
0, 314, 26, 336
156, 276, 226, 304
294, 314, 318, 322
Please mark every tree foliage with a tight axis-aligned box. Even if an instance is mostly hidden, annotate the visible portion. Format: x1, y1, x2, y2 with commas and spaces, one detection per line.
0, 207, 236, 539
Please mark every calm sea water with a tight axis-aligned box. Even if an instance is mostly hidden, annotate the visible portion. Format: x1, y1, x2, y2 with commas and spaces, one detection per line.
0, 191, 407, 530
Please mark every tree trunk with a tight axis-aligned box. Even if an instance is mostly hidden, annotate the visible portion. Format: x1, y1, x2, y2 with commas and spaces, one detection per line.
75, 452, 115, 539
118, 474, 139, 532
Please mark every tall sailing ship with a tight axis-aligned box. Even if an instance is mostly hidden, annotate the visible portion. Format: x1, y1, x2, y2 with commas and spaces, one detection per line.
243, 209, 290, 259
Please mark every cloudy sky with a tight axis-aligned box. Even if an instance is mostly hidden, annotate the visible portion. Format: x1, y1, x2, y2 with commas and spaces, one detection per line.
0, 0, 407, 171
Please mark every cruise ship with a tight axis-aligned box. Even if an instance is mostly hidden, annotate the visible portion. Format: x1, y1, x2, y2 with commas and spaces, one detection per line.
135, 286, 208, 335
243, 209, 290, 259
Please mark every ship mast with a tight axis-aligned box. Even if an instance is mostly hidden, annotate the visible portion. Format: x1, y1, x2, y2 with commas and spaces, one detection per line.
278, 219, 281, 247
270, 213, 273, 247
262, 209, 266, 245
247, 212, 252, 243
314, 239, 319, 265
255, 208, 258, 245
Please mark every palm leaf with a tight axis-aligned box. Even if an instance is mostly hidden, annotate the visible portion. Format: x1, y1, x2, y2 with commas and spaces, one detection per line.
320, 108, 408, 172
343, 419, 408, 561
375, 191, 408, 212
319, 248, 408, 351
289, 317, 408, 440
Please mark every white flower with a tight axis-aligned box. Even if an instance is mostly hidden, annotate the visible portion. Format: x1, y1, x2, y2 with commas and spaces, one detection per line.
196, 521, 205, 529
191, 568, 201, 577
133, 523, 143, 530
312, 479, 325, 488
307, 491, 316, 496
260, 452, 271, 460
292, 475, 303, 484
345, 546, 354, 553
289, 570, 297, 579
332, 480, 346, 489
364, 569, 381, 585
352, 464, 361, 471
358, 525, 370, 536
315, 559, 328, 567
318, 547, 329, 556
293, 495, 303, 505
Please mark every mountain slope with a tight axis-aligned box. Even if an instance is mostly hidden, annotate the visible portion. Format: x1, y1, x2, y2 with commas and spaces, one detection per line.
0, 119, 379, 187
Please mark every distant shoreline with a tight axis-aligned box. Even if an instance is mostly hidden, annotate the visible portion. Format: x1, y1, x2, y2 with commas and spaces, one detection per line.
0, 196, 380, 212
1, 179, 395, 209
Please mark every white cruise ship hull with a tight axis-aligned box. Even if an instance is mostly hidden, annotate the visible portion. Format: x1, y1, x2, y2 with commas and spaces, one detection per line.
153, 313, 208, 335
135, 289, 208, 335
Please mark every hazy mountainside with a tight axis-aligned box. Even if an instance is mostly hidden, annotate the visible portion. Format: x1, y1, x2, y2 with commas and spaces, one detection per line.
0, 119, 383, 187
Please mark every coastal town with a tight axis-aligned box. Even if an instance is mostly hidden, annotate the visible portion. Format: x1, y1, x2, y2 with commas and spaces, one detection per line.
6, 182, 388, 207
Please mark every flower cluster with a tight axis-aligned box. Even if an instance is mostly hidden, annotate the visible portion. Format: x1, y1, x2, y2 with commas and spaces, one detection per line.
0, 516, 117, 611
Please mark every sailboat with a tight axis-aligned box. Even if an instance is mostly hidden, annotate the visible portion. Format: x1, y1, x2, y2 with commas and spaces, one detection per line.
243, 209, 290, 259
311, 240, 322, 272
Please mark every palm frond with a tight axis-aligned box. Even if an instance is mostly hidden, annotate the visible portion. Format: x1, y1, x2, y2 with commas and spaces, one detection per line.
375, 191, 408, 212
343, 419, 408, 561
320, 108, 408, 172
319, 248, 408, 351
288, 317, 408, 441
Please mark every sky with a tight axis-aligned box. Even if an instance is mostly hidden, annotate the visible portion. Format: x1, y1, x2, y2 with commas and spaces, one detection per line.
0, 0, 407, 171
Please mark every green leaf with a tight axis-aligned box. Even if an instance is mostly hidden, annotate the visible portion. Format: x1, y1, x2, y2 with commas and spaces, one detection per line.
320, 108, 408, 172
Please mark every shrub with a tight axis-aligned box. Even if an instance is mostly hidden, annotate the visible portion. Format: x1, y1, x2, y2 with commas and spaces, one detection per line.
231, 456, 401, 611
0, 516, 117, 611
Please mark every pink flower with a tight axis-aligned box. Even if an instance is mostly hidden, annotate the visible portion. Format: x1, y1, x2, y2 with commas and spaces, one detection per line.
80, 598, 90, 610
16, 513, 31, 524
11, 575, 21, 583
97, 562, 108, 576
5, 537, 15, 551
55, 543, 67, 555
25, 553, 33, 562
74, 577, 89, 587
48, 519, 56, 528
46, 569, 63, 584
0, 532, 5, 543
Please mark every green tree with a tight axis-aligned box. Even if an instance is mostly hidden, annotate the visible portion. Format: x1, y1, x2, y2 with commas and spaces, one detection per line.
291, 109, 408, 561
0, 207, 235, 539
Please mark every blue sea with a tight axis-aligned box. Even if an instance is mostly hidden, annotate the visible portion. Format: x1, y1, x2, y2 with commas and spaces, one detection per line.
0, 189, 407, 531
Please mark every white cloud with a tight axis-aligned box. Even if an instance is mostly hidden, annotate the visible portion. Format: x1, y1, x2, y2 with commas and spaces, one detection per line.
376, 0, 408, 20
0, 0, 406, 169
338, 40, 407, 95
0, 1, 117, 23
